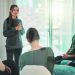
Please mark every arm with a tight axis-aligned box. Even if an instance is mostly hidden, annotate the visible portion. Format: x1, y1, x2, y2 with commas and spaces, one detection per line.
3, 20, 18, 37
66, 46, 72, 54
0, 61, 5, 71
18, 20, 25, 35
67, 35, 75, 54
66, 49, 71, 54
47, 48, 54, 74
0, 59, 11, 73
63, 53, 75, 59
63, 35, 75, 59
68, 55, 75, 58
67, 54, 75, 58
19, 55, 26, 70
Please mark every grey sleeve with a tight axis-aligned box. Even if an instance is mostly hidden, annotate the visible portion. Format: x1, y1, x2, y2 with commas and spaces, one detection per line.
3, 20, 17, 37
19, 20, 25, 35
47, 48, 54, 74
19, 55, 26, 70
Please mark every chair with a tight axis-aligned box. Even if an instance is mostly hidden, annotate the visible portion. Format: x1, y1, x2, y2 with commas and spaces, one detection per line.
20, 65, 51, 75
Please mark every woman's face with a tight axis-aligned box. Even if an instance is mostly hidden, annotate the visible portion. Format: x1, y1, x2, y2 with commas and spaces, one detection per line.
10, 7, 19, 17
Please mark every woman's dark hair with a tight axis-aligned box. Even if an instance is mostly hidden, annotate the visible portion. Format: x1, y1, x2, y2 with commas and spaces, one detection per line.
6, 4, 19, 28
26, 28, 40, 43
9, 4, 19, 18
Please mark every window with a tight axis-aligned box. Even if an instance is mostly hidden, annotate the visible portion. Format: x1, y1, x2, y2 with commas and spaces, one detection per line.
52, 0, 73, 56
16, 0, 74, 56
16, 0, 49, 53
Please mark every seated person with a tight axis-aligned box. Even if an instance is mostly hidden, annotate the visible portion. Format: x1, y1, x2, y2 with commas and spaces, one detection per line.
19, 28, 54, 75
0, 58, 11, 75
3, 60, 19, 75
55, 35, 75, 65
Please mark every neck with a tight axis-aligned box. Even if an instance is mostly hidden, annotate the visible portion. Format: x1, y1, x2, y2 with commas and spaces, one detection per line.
30, 40, 41, 51
12, 16, 16, 19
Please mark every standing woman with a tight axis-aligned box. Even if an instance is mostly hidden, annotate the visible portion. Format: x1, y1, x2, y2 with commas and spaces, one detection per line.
3, 4, 25, 71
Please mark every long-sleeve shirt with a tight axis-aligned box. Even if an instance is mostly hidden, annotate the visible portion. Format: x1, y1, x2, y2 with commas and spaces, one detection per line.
3, 18, 25, 49
19, 47, 54, 74
67, 35, 75, 55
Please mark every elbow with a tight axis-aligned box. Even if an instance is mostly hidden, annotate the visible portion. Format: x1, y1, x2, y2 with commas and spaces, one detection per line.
3, 31, 7, 37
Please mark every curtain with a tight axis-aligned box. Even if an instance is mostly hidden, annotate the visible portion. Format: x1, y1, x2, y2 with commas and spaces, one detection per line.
16, 0, 75, 56
15, 0, 49, 53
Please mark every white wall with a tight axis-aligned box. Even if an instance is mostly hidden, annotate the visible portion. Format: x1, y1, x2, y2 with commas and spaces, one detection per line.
0, 0, 15, 60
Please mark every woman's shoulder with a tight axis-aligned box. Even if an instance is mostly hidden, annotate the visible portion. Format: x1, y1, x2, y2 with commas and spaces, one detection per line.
40, 47, 54, 56
40, 47, 52, 51
4, 18, 8, 22
3, 17, 10, 24
21, 51, 31, 58
3, 18, 8, 25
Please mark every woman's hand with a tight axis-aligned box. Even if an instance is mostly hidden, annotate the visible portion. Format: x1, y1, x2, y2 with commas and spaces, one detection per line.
62, 54, 69, 59
16, 24, 22, 31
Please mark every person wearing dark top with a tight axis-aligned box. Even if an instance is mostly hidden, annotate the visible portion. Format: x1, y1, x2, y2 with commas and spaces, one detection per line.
0, 58, 11, 75
66, 35, 75, 56
55, 35, 75, 66
2, 60, 19, 75
19, 28, 54, 75
3, 4, 25, 75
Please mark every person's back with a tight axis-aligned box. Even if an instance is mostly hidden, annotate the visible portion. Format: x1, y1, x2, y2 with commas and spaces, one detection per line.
19, 47, 54, 74
19, 28, 54, 75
